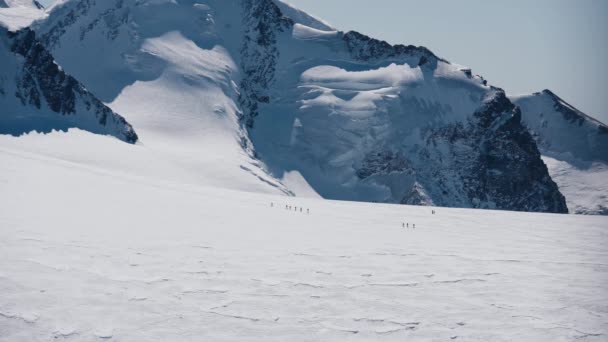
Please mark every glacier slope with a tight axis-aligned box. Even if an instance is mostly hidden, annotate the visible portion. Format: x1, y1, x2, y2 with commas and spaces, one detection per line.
0, 133, 607, 341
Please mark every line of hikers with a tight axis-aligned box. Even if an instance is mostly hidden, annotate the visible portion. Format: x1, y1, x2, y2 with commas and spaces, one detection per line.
402, 209, 436, 229
270, 202, 310, 214
270, 202, 436, 222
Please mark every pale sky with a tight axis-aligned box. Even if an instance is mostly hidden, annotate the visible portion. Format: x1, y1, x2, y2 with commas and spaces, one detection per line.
38, 0, 608, 123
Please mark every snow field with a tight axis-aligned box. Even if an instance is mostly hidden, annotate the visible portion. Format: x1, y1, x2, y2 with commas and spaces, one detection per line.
1, 131, 607, 341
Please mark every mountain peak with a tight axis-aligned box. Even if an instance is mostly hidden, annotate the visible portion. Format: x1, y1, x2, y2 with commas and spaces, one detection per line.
533, 89, 608, 128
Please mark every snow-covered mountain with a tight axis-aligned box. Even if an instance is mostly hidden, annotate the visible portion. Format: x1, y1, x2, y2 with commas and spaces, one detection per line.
2, 0, 605, 214
244, 14, 567, 213
512, 90, 608, 214
20, 0, 572, 214
0, 19, 138, 142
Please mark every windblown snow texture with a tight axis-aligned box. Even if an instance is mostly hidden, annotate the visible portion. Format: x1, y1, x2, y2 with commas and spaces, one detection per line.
0, 26, 138, 143
1, 139, 606, 341
11, 0, 605, 213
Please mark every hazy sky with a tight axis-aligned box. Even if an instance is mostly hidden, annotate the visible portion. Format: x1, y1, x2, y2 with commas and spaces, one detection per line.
38, 0, 607, 123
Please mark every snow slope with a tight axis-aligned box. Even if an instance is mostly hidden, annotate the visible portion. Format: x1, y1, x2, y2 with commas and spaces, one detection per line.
30, 0, 291, 195
512, 90, 608, 214
542, 156, 608, 215
1, 132, 607, 341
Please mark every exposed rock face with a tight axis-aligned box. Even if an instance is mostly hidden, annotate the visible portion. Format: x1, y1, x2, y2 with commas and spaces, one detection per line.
451, 91, 566, 212
341, 30, 442, 67
239, 0, 292, 128
402, 182, 433, 206
37, 0, 96, 50
357, 151, 411, 180
0, 26, 137, 143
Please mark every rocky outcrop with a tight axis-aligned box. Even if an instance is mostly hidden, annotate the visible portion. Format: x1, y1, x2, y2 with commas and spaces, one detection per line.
341, 30, 443, 67
356, 151, 411, 180
239, 0, 292, 128
457, 91, 567, 212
